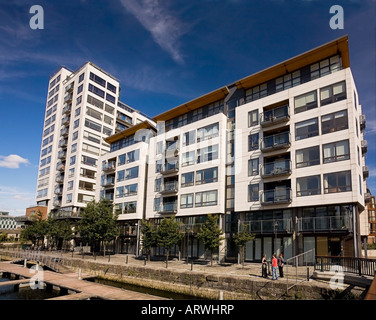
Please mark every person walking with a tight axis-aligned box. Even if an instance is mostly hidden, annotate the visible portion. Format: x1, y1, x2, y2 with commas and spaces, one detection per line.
278, 253, 285, 278
272, 254, 278, 280
261, 254, 268, 278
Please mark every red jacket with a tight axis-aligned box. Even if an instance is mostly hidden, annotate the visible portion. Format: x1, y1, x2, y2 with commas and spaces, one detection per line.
272, 257, 278, 267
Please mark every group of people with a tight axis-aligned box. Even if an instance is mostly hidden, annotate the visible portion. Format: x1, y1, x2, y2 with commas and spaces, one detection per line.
261, 253, 285, 280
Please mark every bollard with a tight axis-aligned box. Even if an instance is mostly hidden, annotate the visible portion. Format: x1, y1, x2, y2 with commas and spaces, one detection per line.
108, 254, 111, 262
144, 257, 146, 266
78, 268, 82, 280
126, 255, 128, 264
191, 260, 193, 271
219, 290, 224, 300
307, 267, 310, 281
24, 259, 27, 268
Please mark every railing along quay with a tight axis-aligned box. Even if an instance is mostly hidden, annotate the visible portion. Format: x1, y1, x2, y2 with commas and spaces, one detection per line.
315, 255, 376, 277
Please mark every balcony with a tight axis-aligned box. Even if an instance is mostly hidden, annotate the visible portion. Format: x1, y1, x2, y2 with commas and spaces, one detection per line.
103, 161, 116, 173
160, 161, 179, 174
260, 105, 290, 128
160, 181, 179, 194
60, 127, 69, 137
53, 200, 61, 207
365, 192, 371, 203
242, 218, 293, 234
360, 114, 366, 131
56, 162, 65, 172
58, 150, 66, 160
261, 160, 291, 178
361, 140, 368, 154
62, 104, 71, 115
58, 139, 68, 148
297, 215, 352, 233
260, 188, 292, 205
55, 174, 64, 183
61, 116, 70, 126
54, 187, 63, 195
102, 176, 115, 188
260, 132, 290, 153
363, 166, 369, 179
158, 202, 178, 214
64, 93, 72, 104
65, 83, 74, 93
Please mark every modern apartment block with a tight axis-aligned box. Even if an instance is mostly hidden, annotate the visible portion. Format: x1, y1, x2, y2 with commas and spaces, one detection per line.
35, 62, 150, 217
36, 35, 371, 260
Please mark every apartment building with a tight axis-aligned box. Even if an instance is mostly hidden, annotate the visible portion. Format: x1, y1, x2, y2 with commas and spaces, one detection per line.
141, 35, 369, 261
35, 62, 149, 217
95, 121, 156, 253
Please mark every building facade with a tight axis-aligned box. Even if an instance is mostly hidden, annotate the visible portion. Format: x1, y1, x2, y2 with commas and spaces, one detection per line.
35, 62, 149, 217
35, 36, 370, 260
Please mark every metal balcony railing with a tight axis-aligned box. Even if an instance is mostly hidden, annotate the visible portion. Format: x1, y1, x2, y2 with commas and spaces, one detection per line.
160, 181, 179, 194
102, 162, 116, 172
260, 188, 292, 205
298, 215, 352, 233
161, 161, 179, 174
260, 105, 290, 127
361, 140, 368, 154
260, 132, 290, 152
242, 218, 293, 234
158, 202, 178, 213
260, 160, 291, 178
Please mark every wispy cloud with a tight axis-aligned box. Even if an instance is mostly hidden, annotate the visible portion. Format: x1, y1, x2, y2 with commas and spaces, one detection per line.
0, 154, 30, 169
0, 185, 35, 216
119, 0, 188, 64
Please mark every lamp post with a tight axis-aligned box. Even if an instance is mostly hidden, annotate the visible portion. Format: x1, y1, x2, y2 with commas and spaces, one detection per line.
273, 220, 279, 255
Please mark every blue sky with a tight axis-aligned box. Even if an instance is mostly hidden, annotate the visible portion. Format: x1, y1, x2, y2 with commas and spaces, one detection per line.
0, 0, 375, 215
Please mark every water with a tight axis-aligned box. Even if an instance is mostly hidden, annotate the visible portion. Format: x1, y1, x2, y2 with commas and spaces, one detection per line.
91, 277, 204, 300
0, 277, 63, 300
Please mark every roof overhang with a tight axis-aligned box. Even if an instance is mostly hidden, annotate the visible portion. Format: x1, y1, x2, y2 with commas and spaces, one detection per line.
234, 35, 350, 90
104, 120, 156, 144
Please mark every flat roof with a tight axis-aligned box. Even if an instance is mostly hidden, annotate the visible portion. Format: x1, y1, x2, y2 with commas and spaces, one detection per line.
152, 35, 349, 122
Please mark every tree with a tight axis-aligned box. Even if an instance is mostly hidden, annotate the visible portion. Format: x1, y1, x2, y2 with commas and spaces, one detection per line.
20, 211, 48, 248
141, 219, 157, 260
77, 198, 119, 255
46, 218, 74, 250
156, 216, 183, 268
197, 214, 225, 266
233, 223, 255, 266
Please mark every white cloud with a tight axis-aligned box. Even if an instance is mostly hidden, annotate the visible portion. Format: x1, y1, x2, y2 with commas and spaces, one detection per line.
0, 154, 30, 169
119, 0, 187, 64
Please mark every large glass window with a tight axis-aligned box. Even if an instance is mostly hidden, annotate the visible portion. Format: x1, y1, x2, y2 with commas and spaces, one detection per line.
125, 166, 139, 180
125, 183, 138, 196
248, 158, 259, 176
321, 110, 348, 134
195, 190, 218, 207
88, 84, 105, 99
296, 175, 321, 197
248, 133, 259, 151
180, 193, 194, 209
248, 184, 259, 201
294, 90, 317, 114
296, 146, 320, 168
324, 170, 352, 193
197, 123, 219, 142
196, 167, 218, 185
320, 81, 346, 106
182, 151, 195, 166
310, 55, 341, 80
295, 118, 319, 140
322, 140, 350, 163
248, 110, 259, 127
89, 72, 106, 87
181, 172, 194, 187
197, 144, 218, 163
183, 130, 196, 146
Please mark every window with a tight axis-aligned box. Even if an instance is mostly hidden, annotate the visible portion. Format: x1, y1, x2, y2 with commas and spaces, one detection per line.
155, 159, 162, 173
125, 183, 138, 196
70, 155, 76, 165
357, 146, 361, 165
116, 186, 124, 198
248, 133, 259, 151
127, 150, 139, 163
297, 175, 321, 196
106, 93, 115, 104
154, 197, 161, 211
154, 178, 162, 192
77, 84, 83, 95
296, 146, 320, 168
321, 110, 348, 134
124, 201, 137, 213
323, 140, 350, 163
195, 190, 218, 207
245, 83, 267, 103
83, 130, 101, 144
181, 172, 194, 187
248, 184, 259, 201
197, 123, 219, 142
320, 81, 346, 106
197, 144, 218, 163
181, 193, 194, 209
324, 170, 352, 193
89, 72, 106, 87
107, 82, 117, 93
182, 151, 195, 166
78, 73, 84, 83
310, 55, 341, 80
87, 95, 104, 110
183, 130, 195, 146
276, 71, 301, 92
295, 118, 318, 140
88, 84, 105, 98
66, 194, 72, 203
125, 166, 139, 180
86, 107, 102, 120
196, 167, 218, 185
85, 118, 102, 132
248, 158, 259, 176
294, 90, 317, 114
248, 110, 259, 127
81, 155, 97, 167
359, 175, 362, 196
